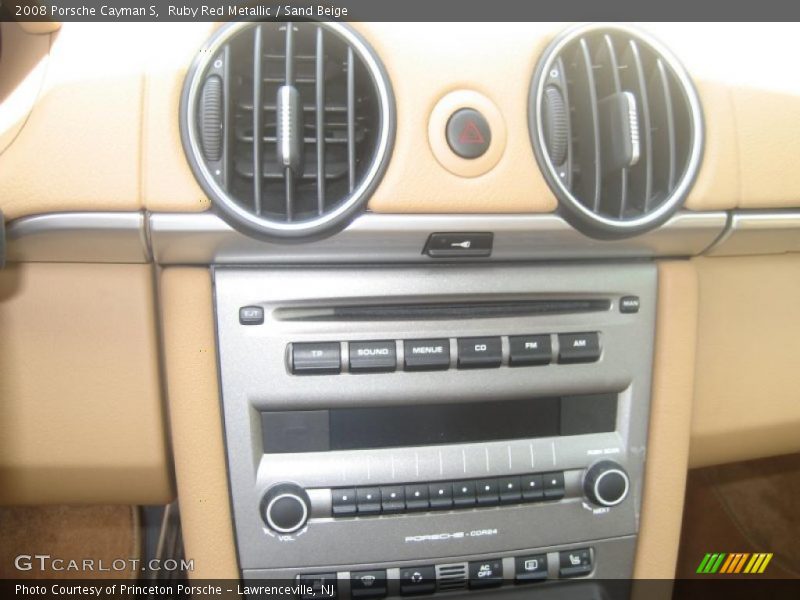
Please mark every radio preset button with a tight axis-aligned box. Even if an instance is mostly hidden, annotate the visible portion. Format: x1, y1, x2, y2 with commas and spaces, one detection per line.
557, 332, 601, 364
349, 340, 397, 373
351, 569, 388, 599
380, 486, 406, 513
291, 342, 341, 375
331, 488, 357, 516
497, 476, 522, 503
404, 484, 430, 511
457, 337, 502, 369
543, 471, 566, 500
468, 559, 503, 589
475, 479, 500, 506
356, 487, 382, 515
520, 474, 544, 501
399, 565, 436, 595
559, 548, 593, 577
428, 483, 454, 510
403, 339, 450, 371
515, 554, 548, 582
452, 481, 477, 507
509, 335, 552, 366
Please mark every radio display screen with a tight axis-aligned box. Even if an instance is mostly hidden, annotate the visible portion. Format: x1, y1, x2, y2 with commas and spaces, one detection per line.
261, 393, 617, 454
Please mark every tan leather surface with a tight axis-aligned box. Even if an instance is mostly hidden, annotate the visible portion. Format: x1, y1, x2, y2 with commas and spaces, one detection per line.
0, 24, 144, 220
141, 23, 216, 213
160, 268, 238, 578
0, 263, 173, 505
634, 261, 698, 579
0, 23, 52, 155
7, 22, 800, 217
690, 254, 800, 468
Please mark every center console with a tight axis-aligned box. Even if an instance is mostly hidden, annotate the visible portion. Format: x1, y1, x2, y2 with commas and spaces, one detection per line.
214, 263, 656, 597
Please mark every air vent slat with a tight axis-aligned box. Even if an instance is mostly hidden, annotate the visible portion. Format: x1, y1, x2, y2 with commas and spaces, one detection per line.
346, 46, 356, 193
575, 38, 602, 212
315, 26, 326, 216
222, 44, 232, 190
596, 34, 629, 218
252, 25, 264, 216
624, 39, 653, 213
651, 57, 677, 192
529, 24, 703, 238
182, 22, 393, 240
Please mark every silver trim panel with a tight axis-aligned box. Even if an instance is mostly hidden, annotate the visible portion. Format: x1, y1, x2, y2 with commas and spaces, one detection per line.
148, 210, 726, 264
5, 212, 149, 264
705, 210, 800, 256
5, 209, 800, 265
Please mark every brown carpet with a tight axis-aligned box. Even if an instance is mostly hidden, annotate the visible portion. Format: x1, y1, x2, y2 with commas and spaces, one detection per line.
677, 453, 800, 578
0, 505, 140, 579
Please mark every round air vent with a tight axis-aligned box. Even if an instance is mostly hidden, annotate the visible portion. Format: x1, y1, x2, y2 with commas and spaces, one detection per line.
181, 21, 395, 241
529, 24, 703, 238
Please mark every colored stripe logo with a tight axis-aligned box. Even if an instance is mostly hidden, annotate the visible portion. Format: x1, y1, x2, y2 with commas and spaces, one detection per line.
696, 552, 773, 574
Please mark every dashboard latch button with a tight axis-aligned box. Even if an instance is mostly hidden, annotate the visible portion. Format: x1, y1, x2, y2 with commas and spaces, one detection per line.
424, 232, 493, 258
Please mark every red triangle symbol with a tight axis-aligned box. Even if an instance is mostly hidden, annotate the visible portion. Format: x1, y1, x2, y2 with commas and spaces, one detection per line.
458, 120, 485, 145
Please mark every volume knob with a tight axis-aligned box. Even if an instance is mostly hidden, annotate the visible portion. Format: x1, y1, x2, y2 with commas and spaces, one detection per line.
261, 483, 310, 533
584, 461, 630, 507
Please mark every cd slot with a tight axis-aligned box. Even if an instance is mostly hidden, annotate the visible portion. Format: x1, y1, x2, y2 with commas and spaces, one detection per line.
273, 298, 611, 322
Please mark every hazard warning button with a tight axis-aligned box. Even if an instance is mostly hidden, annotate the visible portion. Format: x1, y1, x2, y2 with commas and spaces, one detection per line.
446, 108, 492, 159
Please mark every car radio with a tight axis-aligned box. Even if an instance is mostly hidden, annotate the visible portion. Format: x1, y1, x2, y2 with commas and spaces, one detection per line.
213, 264, 656, 596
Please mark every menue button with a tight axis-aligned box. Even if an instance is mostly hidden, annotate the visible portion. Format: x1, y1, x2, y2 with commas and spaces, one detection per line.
404, 339, 450, 371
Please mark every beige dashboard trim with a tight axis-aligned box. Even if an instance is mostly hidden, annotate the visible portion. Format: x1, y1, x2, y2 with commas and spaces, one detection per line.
160, 267, 238, 578
634, 261, 697, 579
0, 263, 173, 505
689, 253, 800, 468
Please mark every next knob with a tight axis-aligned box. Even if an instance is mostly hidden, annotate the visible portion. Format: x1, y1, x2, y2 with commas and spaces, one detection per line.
261, 483, 310, 533
583, 461, 630, 507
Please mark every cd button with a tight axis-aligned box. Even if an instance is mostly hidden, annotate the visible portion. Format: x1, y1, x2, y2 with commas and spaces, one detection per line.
457, 336, 502, 369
